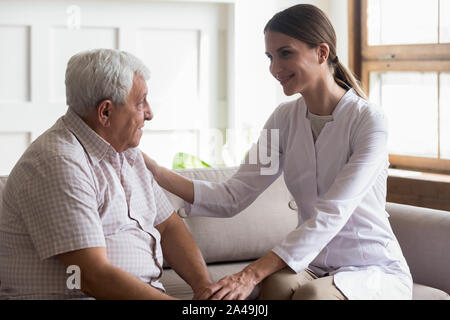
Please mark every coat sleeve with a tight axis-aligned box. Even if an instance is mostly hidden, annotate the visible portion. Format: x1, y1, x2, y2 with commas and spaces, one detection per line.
184, 107, 286, 218
272, 108, 389, 273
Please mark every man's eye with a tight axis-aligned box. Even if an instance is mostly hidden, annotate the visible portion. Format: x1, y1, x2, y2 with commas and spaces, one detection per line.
281, 50, 291, 57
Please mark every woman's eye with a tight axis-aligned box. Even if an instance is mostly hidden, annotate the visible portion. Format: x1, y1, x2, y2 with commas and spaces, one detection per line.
281, 50, 291, 57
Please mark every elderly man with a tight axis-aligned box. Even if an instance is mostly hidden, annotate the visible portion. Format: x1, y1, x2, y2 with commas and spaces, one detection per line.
0, 49, 212, 299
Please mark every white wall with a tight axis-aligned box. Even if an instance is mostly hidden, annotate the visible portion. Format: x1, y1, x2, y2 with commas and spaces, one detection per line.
228, 0, 278, 160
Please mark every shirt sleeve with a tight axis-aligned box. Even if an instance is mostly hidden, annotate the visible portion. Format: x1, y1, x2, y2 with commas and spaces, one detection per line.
272, 108, 389, 273
185, 107, 285, 218
19, 155, 106, 260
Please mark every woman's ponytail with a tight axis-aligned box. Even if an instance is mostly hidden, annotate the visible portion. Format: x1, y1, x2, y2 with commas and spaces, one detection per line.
333, 59, 367, 100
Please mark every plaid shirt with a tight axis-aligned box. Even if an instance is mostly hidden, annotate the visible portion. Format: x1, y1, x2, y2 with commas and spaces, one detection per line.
0, 108, 174, 299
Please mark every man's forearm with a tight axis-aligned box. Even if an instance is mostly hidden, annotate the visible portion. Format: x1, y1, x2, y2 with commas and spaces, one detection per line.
159, 215, 212, 294
82, 263, 176, 300
58, 247, 176, 300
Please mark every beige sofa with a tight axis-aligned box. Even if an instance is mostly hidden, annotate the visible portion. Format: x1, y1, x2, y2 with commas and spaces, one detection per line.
159, 167, 450, 300
1, 167, 449, 300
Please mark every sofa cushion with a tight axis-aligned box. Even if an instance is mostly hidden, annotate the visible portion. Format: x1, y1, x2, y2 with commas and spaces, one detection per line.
412, 283, 450, 300
387, 202, 450, 297
0, 176, 7, 217
163, 167, 298, 264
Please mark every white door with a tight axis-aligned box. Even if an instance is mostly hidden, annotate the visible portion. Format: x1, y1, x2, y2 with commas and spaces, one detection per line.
0, 0, 229, 174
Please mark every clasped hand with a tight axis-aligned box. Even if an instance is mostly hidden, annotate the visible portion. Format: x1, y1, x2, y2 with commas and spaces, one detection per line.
193, 269, 257, 300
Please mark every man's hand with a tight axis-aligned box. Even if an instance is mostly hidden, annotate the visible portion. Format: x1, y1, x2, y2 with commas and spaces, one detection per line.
192, 280, 216, 300
195, 268, 258, 300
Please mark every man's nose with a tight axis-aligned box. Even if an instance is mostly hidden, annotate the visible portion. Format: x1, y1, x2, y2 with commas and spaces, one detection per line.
144, 101, 153, 121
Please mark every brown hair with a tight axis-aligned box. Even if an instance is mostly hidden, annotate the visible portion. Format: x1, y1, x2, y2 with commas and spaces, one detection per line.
264, 4, 367, 99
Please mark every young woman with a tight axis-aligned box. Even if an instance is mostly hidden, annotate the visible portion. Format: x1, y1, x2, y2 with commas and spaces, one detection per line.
144, 4, 413, 300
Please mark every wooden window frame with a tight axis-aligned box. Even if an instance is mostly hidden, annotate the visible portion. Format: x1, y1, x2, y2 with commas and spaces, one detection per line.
348, 0, 450, 174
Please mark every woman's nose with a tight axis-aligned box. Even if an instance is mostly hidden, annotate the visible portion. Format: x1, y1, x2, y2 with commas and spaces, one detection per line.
270, 59, 282, 79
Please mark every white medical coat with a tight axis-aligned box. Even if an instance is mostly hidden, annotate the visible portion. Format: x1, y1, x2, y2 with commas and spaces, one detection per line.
185, 89, 413, 299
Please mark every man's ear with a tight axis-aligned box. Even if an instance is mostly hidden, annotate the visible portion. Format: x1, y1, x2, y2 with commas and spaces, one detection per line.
97, 100, 113, 127
317, 43, 330, 65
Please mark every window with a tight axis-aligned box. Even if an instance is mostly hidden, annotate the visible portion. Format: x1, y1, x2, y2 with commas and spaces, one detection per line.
349, 0, 450, 173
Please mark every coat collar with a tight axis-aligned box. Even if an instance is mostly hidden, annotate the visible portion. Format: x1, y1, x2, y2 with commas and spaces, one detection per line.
301, 88, 358, 121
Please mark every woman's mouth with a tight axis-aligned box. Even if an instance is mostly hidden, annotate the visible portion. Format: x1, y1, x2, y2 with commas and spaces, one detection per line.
279, 74, 295, 86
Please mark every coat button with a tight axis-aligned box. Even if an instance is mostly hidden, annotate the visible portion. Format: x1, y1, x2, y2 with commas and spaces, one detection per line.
288, 200, 298, 211
177, 207, 188, 218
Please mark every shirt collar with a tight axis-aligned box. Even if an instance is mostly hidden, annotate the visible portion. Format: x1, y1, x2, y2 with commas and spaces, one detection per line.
123, 147, 139, 167
62, 108, 138, 167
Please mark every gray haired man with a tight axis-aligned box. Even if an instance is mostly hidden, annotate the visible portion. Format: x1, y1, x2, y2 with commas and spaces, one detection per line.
0, 49, 212, 299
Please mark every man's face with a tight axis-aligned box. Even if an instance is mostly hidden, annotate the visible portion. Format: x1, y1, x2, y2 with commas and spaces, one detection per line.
108, 75, 152, 152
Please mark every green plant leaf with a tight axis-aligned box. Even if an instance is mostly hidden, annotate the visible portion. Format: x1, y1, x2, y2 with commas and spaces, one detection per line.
172, 152, 212, 169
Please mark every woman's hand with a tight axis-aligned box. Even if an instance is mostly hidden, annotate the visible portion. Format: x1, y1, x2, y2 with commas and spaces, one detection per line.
141, 151, 195, 203
195, 252, 287, 300
195, 268, 258, 300
142, 152, 160, 179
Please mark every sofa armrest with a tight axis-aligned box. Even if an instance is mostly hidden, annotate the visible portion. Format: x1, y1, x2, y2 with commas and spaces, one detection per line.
387, 202, 450, 295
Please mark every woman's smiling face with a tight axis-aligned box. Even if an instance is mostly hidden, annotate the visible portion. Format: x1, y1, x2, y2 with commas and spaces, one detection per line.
265, 31, 323, 96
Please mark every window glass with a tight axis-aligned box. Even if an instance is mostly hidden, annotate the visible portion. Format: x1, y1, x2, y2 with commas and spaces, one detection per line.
440, 73, 450, 159
367, 0, 439, 45
370, 72, 438, 158
440, 0, 450, 43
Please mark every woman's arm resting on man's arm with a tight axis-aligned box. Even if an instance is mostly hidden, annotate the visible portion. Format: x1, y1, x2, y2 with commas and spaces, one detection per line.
57, 247, 176, 300
143, 152, 194, 204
